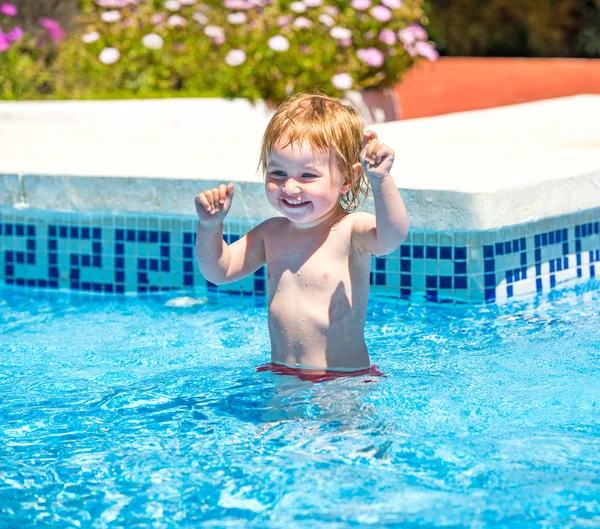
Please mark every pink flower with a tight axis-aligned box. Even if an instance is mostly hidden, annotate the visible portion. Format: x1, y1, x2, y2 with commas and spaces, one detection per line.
415, 40, 438, 61
40, 18, 65, 42
151, 13, 167, 25
99, 47, 120, 64
398, 24, 427, 45
96, 0, 129, 6
192, 12, 207, 24
331, 73, 353, 90
356, 47, 384, 67
224, 0, 252, 8
381, 0, 402, 8
39, 18, 60, 31
277, 15, 291, 27
405, 44, 417, 57
318, 14, 334, 26
379, 28, 396, 45
304, 0, 321, 5
225, 48, 246, 66
370, 5, 391, 22
167, 14, 187, 26
351, 0, 370, 10
0, 31, 10, 51
0, 3, 17, 16
293, 16, 313, 29
180, 0, 196, 4
7, 26, 23, 42
268, 35, 289, 51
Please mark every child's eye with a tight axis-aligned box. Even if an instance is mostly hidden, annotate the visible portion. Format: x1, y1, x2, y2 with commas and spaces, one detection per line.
269, 171, 286, 177
302, 173, 317, 179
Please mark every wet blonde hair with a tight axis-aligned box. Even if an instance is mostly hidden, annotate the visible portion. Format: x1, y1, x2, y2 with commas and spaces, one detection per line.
258, 92, 370, 212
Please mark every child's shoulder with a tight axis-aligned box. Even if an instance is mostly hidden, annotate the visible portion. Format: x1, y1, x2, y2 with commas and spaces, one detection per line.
347, 211, 376, 229
256, 215, 289, 235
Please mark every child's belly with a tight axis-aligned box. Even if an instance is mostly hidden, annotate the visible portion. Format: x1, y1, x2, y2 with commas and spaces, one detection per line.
267, 285, 370, 370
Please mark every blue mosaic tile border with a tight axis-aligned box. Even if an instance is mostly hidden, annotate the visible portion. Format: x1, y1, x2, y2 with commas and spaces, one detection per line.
1, 207, 599, 303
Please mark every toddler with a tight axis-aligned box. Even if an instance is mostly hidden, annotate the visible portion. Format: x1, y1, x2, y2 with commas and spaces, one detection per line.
194, 93, 409, 374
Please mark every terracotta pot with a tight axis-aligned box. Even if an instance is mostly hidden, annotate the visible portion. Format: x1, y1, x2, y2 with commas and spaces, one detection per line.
343, 87, 402, 124
395, 57, 600, 119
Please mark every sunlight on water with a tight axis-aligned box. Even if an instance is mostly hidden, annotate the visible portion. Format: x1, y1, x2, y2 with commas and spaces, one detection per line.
1, 283, 599, 527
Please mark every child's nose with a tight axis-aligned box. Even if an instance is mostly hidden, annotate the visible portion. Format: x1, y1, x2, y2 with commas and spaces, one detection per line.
283, 179, 301, 194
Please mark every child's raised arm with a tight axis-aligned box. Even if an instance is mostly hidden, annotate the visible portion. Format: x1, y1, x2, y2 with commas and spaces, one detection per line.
194, 183, 268, 284
351, 130, 409, 256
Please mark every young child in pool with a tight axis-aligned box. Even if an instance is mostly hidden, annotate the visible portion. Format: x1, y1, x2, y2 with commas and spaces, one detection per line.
194, 93, 409, 373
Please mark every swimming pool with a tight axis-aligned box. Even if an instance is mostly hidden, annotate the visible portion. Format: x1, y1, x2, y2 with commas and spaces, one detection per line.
2, 282, 599, 527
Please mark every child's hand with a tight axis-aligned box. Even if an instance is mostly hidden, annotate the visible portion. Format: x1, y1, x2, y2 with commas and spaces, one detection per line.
360, 130, 395, 179
194, 183, 234, 225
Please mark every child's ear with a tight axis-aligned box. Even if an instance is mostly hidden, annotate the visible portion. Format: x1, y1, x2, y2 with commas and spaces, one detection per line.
342, 162, 363, 193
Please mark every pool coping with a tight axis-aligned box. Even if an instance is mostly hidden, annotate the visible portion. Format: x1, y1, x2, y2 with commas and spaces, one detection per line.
1, 170, 599, 231
1, 95, 599, 231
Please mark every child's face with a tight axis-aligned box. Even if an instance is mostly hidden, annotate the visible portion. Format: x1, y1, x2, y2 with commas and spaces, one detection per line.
265, 140, 351, 229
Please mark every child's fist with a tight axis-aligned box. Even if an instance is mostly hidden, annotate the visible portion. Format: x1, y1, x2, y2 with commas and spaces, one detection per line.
195, 183, 234, 225
360, 130, 395, 179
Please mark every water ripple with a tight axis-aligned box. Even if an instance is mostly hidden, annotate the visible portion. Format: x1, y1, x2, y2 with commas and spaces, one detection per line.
1, 284, 599, 527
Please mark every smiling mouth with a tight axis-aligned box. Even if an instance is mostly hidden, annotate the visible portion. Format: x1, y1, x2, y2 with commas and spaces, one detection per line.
281, 198, 309, 208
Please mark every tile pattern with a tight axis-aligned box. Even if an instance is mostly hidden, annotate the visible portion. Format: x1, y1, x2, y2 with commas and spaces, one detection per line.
1, 207, 599, 303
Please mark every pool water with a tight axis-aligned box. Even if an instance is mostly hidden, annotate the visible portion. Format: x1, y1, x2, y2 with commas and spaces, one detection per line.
1, 283, 599, 528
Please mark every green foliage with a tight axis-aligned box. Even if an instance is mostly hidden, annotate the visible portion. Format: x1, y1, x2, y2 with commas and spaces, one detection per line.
1, 0, 434, 101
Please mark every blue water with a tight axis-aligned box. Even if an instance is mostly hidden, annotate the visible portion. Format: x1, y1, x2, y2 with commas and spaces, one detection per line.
1, 283, 599, 528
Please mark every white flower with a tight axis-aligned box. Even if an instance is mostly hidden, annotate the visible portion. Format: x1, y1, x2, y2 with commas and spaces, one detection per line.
167, 14, 187, 26
142, 32, 164, 49
268, 35, 290, 51
99, 47, 120, 64
204, 24, 224, 37
180, 0, 196, 4
331, 73, 353, 90
100, 10, 121, 22
289, 1, 306, 12
303, 0, 321, 6
227, 12, 247, 24
225, 49, 246, 66
192, 11, 207, 24
164, 0, 180, 10
381, 0, 402, 8
318, 14, 334, 26
81, 31, 100, 43
293, 16, 313, 29
329, 26, 351, 40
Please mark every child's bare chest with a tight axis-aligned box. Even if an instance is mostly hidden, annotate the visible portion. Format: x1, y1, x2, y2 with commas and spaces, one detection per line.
264, 218, 359, 297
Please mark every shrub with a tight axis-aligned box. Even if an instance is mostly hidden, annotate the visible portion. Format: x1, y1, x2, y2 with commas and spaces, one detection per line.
0, 4, 66, 99
1, 0, 438, 101
181, 0, 436, 101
